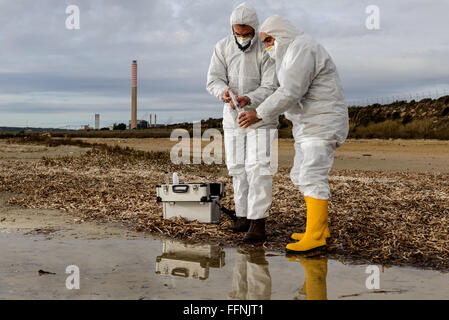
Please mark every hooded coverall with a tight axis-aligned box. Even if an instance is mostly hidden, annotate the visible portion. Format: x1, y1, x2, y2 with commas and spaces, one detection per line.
206, 3, 278, 220
257, 15, 349, 251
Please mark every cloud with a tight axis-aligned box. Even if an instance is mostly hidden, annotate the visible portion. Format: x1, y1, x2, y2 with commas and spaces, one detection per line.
1, 0, 449, 127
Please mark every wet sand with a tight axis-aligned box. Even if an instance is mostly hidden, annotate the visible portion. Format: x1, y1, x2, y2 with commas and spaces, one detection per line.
0, 192, 145, 241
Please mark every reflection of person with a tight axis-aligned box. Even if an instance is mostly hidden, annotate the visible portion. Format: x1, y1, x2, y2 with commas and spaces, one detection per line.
228, 248, 272, 300
206, 3, 278, 242
238, 15, 349, 252
286, 256, 328, 300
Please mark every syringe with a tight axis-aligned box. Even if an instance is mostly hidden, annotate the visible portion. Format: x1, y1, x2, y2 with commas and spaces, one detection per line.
228, 90, 249, 124
228, 89, 240, 111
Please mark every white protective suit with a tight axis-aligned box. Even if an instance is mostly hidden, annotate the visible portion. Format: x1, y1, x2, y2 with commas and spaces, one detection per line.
257, 15, 349, 200
206, 3, 278, 220
228, 250, 272, 300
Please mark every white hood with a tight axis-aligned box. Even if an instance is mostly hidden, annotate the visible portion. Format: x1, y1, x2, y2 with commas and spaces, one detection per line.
260, 15, 302, 45
229, 2, 259, 32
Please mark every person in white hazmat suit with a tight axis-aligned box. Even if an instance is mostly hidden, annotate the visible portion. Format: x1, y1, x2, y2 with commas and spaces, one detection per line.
206, 3, 278, 242
238, 15, 349, 252
228, 248, 272, 300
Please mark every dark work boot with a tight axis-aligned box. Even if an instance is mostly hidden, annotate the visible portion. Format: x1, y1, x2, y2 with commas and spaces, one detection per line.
247, 248, 268, 265
243, 219, 266, 243
230, 217, 251, 233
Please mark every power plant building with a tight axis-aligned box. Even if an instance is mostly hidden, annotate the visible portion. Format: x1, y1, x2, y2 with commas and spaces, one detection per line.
128, 120, 149, 129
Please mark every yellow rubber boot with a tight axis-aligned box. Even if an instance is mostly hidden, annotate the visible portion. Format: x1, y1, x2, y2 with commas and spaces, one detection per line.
301, 257, 328, 300
291, 229, 330, 241
286, 256, 328, 300
286, 196, 329, 253
291, 196, 331, 241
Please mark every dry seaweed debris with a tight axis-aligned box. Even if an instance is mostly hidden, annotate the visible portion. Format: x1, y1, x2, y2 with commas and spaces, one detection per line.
1, 144, 448, 271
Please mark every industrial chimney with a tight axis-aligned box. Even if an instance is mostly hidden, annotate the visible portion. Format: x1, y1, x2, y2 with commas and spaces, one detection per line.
154, 114, 157, 127
95, 114, 100, 130
131, 60, 137, 130
150, 114, 152, 127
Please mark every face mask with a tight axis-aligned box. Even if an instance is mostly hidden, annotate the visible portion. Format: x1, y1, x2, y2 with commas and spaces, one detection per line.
265, 40, 277, 59
236, 36, 252, 48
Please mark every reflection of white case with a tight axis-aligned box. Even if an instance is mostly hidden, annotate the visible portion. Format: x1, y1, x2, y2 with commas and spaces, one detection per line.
155, 240, 225, 281
156, 183, 225, 224
156, 258, 209, 280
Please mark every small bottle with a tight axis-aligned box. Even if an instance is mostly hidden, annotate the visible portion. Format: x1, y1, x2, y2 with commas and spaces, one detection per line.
172, 172, 179, 185
164, 171, 170, 186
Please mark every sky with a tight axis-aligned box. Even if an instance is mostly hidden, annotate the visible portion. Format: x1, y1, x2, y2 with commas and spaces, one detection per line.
1, 0, 449, 128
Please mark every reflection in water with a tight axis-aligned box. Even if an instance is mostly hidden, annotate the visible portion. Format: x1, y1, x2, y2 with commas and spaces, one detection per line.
228, 248, 272, 300
286, 255, 328, 300
155, 239, 327, 300
156, 239, 225, 280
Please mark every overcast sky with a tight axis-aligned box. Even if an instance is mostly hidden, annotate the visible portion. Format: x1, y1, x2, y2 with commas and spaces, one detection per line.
1, 0, 449, 128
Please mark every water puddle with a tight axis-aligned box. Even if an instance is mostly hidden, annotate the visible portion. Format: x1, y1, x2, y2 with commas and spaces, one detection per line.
0, 233, 448, 299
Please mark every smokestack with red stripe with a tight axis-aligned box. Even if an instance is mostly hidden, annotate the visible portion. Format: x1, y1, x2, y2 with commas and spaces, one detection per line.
131, 60, 137, 130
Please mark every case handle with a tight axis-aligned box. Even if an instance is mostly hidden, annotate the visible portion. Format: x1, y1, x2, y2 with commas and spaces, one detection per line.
172, 185, 189, 193
172, 267, 189, 277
